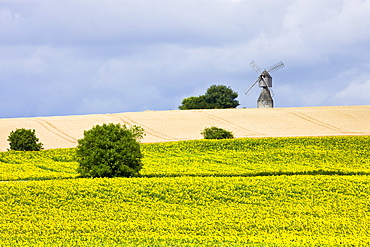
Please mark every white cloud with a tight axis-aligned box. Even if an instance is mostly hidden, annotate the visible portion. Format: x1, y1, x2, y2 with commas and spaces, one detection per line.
333, 79, 370, 105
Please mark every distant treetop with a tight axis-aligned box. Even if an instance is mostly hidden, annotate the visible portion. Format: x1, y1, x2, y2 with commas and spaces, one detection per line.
179, 85, 239, 110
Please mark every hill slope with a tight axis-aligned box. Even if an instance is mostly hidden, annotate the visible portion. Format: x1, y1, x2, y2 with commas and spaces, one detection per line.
1, 105, 369, 151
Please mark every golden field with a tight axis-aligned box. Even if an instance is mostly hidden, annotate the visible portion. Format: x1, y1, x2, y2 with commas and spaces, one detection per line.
1, 105, 370, 151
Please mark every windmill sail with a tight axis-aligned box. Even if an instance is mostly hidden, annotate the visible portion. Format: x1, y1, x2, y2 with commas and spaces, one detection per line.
245, 78, 259, 95
267, 61, 285, 73
250, 60, 261, 74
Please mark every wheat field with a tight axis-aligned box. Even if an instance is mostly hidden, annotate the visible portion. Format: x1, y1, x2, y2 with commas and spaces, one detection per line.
1, 105, 369, 151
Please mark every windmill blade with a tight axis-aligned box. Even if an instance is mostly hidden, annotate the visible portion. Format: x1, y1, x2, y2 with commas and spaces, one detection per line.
263, 84, 274, 97
245, 78, 259, 95
267, 61, 285, 73
250, 60, 261, 74
268, 87, 275, 97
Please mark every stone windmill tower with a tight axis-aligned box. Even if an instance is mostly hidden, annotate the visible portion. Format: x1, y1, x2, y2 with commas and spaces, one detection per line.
245, 60, 285, 108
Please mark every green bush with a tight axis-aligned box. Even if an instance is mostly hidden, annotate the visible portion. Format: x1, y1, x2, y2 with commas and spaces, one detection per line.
201, 126, 234, 139
76, 123, 145, 178
7, 128, 43, 151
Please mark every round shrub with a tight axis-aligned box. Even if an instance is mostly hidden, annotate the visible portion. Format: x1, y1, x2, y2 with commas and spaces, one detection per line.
76, 123, 145, 178
201, 126, 234, 139
7, 128, 43, 151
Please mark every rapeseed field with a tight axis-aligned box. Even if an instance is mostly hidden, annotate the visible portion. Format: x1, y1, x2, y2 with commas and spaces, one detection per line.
0, 136, 369, 246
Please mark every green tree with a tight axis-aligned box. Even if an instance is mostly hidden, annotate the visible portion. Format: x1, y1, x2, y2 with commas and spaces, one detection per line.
201, 126, 234, 139
76, 123, 145, 178
179, 95, 210, 110
7, 128, 43, 151
204, 85, 239, 109
179, 85, 239, 110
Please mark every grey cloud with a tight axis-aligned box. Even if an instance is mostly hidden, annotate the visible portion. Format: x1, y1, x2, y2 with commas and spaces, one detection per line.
1, 0, 370, 118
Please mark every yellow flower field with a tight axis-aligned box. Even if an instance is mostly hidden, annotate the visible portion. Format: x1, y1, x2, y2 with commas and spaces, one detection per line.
0, 176, 369, 246
0, 148, 78, 181
0, 136, 369, 246
142, 136, 370, 177
1, 136, 370, 180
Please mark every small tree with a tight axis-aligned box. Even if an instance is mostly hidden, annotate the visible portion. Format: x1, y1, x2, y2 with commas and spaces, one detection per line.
7, 128, 43, 151
76, 123, 145, 178
201, 126, 234, 139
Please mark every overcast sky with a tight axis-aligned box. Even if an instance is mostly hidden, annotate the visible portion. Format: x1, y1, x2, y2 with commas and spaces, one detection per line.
1, 0, 369, 118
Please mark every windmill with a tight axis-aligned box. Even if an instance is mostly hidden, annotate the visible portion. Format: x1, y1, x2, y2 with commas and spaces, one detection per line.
245, 60, 285, 108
